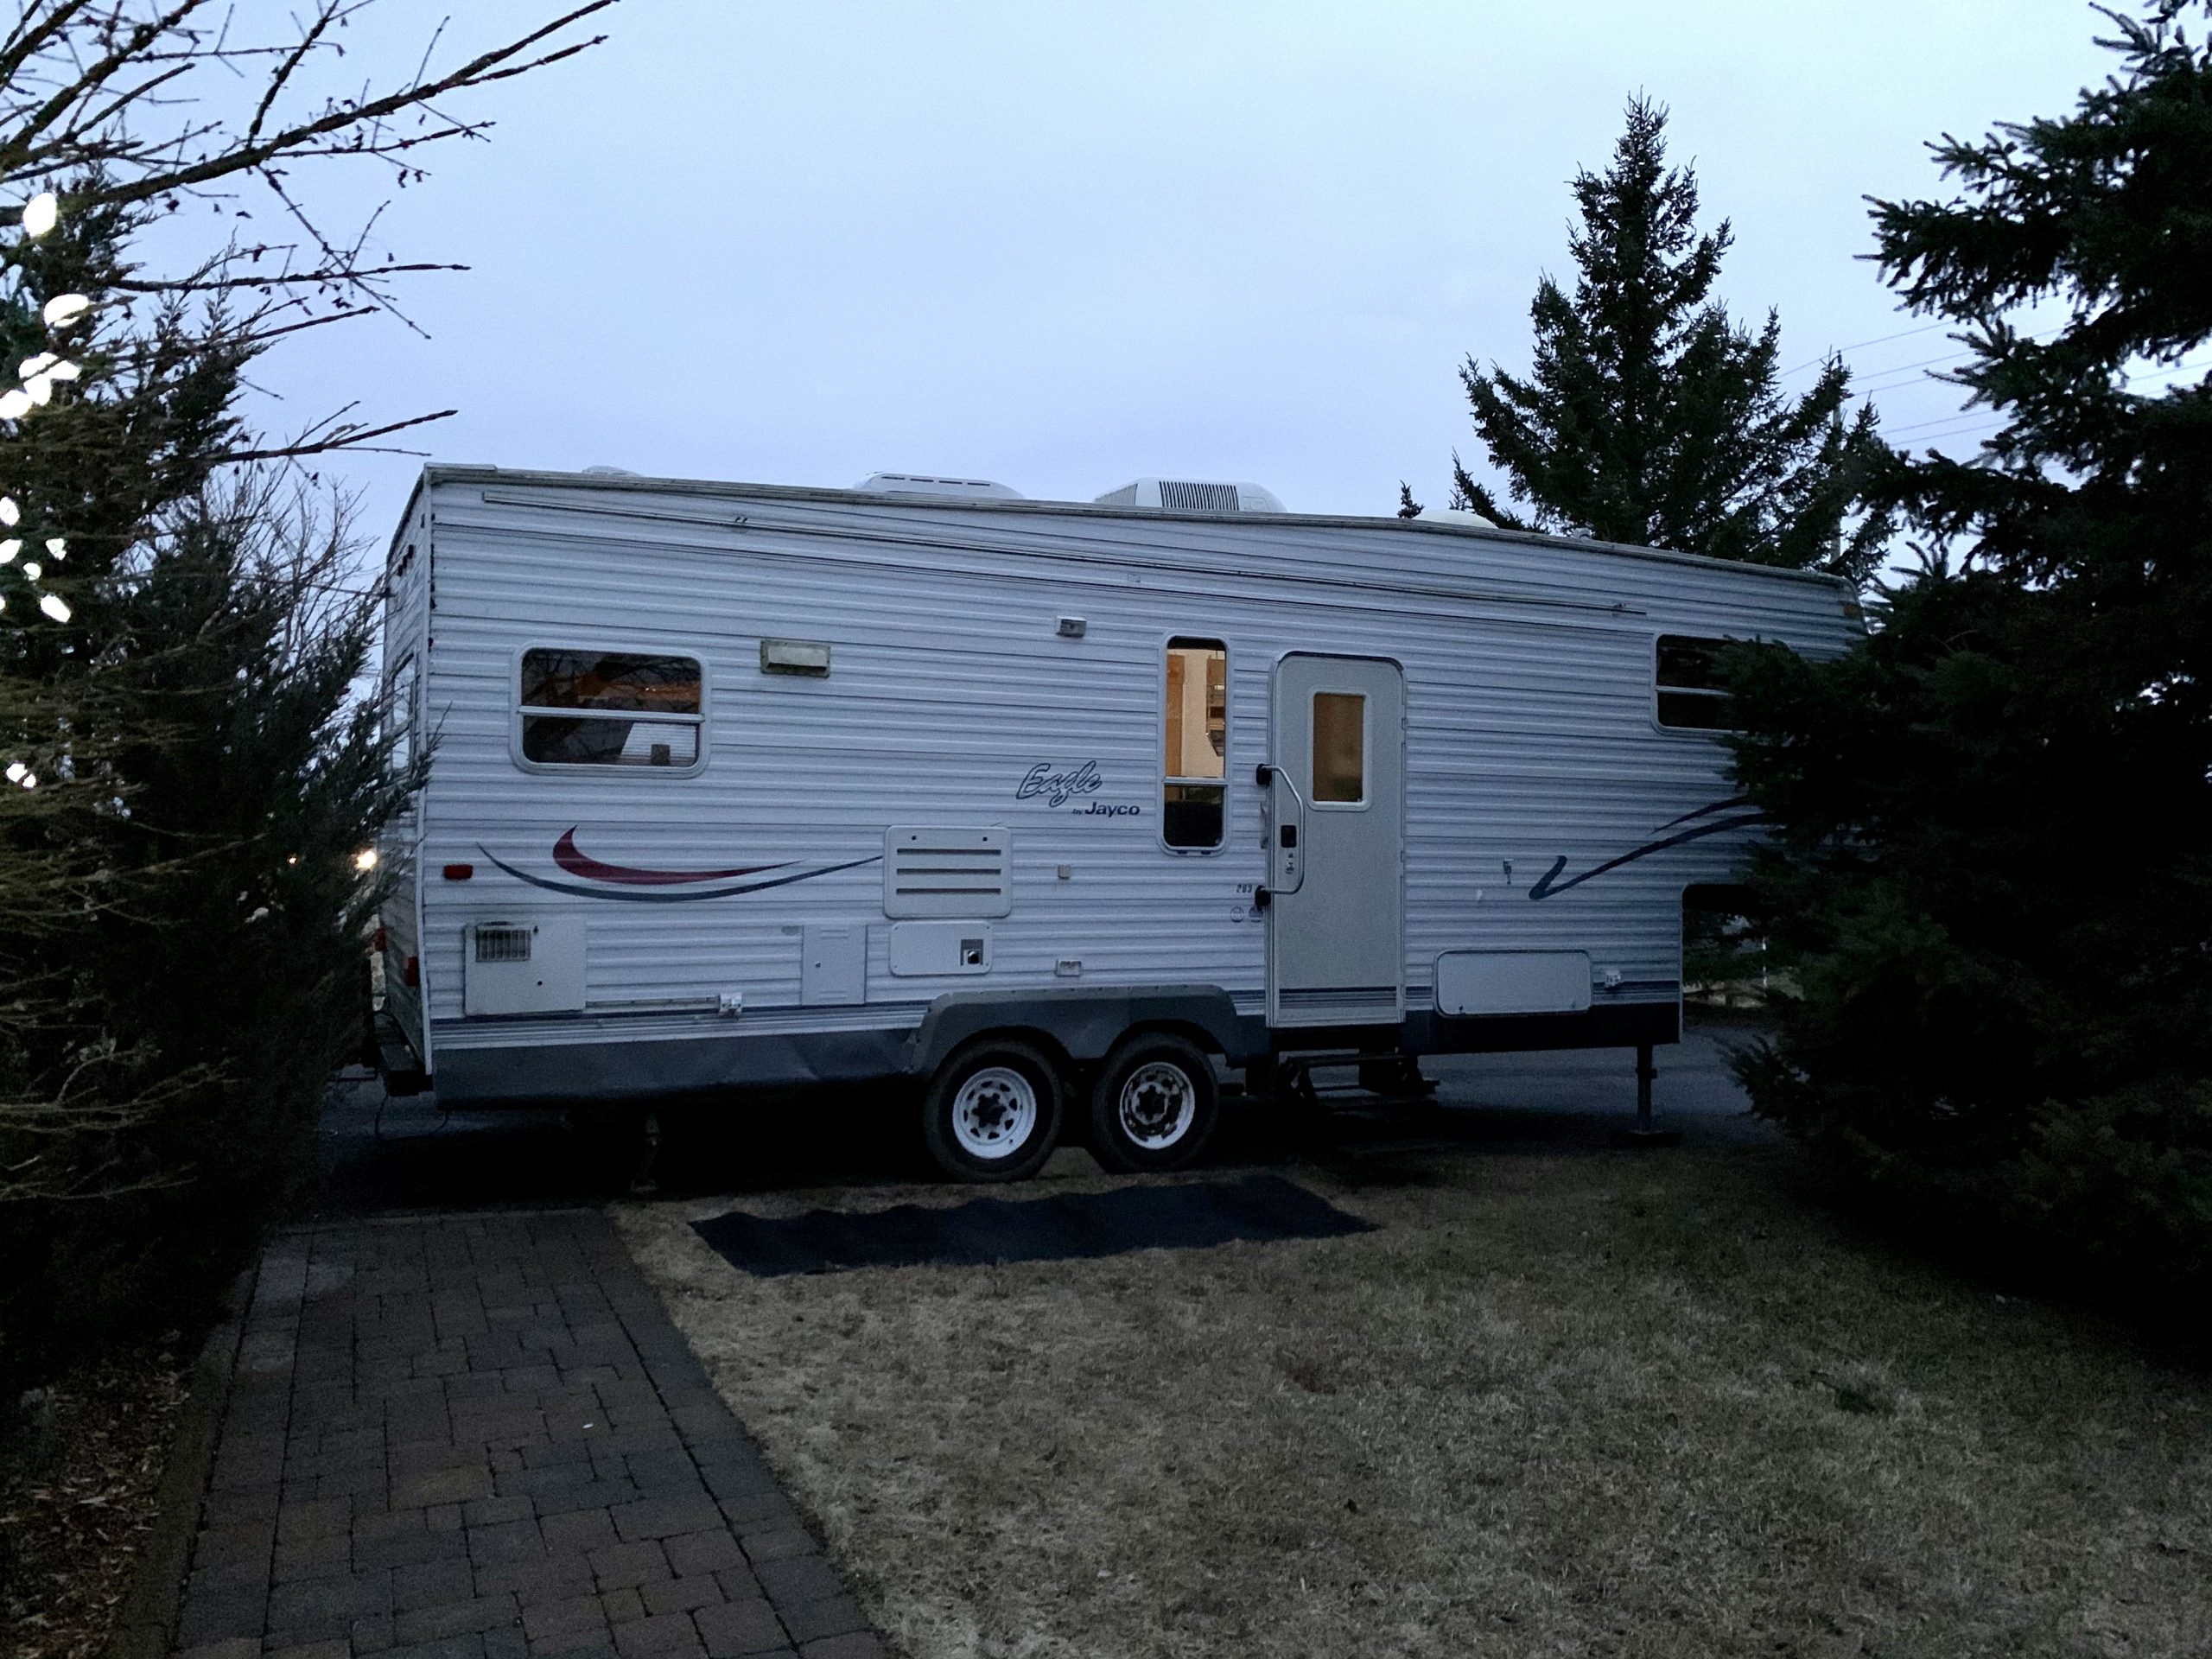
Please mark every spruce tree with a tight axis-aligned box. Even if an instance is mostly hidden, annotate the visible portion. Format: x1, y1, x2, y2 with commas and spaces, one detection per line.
1726, 1, 2212, 1298
0, 4, 614, 1401
1452, 97, 1889, 580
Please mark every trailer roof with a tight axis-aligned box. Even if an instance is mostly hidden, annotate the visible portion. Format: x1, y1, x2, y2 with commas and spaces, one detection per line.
392, 463, 1854, 592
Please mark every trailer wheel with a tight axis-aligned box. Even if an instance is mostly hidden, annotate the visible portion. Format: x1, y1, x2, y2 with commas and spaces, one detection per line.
1090, 1033, 1218, 1173
922, 1039, 1065, 1182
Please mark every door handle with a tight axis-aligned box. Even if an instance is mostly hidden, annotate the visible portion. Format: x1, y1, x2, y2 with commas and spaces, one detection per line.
1256, 760, 1306, 895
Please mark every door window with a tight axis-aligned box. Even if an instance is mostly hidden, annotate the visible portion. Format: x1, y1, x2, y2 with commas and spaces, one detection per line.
1312, 691, 1366, 804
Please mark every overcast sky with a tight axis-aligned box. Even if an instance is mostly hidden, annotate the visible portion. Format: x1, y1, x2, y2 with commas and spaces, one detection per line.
239, 1, 2116, 544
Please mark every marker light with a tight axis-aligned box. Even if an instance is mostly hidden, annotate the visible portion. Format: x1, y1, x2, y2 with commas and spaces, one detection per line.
354, 848, 378, 872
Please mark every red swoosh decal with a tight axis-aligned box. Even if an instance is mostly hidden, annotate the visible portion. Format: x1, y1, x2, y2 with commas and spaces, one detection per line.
552, 827, 779, 887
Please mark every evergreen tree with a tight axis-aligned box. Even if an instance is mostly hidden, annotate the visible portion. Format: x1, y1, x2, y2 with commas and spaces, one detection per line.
1452, 97, 1890, 580
1726, 2, 2212, 1298
0, 3, 614, 1402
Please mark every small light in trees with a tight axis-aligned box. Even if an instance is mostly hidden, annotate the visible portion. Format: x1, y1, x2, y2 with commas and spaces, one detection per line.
0, 539, 17, 563
4, 762, 22, 784
46, 538, 66, 560
18, 353, 57, 379
38, 594, 70, 623
0, 389, 29, 420
22, 562, 40, 581
22, 193, 58, 238
354, 849, 379, 873
0, 499, 17, 527
41, 294, 91, 328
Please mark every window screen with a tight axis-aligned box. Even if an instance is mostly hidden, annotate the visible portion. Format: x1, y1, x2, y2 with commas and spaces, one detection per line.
518, 649, 703, 768
1163, 639, 1226, 849
1312, 692, 1366, 804
1656, 636, 1738, 730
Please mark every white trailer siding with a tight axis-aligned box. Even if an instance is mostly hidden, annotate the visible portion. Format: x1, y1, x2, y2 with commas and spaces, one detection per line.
378, 468, 1855, 1100
373, 491, 435, 1065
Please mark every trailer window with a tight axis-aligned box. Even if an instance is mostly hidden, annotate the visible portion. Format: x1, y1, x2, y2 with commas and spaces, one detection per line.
385, 654, 416, 773
1656, 635, 1738, 730
1312, 692, 1366, 804
1163, 639, 1227, 849
518, 649, 703, 769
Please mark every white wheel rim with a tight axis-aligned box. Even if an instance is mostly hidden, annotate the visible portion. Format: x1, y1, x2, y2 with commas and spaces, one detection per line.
1118, 1061, 1198, 1150
951, 1065, 1039, 1160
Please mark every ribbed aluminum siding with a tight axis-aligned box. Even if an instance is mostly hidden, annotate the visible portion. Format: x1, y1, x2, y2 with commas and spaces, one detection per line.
402, 475, 1855, 1063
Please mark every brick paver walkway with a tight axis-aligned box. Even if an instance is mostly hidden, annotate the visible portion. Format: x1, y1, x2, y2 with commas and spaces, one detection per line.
172, 1211, 885, 1659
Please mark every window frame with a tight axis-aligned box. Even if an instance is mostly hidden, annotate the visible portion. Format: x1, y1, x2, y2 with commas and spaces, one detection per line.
1651, 632, 1742, 734
1158, 633, 1230, 855
510, 642, 710, 777
1308, 689, 1371, 810
385, 651, 417, 775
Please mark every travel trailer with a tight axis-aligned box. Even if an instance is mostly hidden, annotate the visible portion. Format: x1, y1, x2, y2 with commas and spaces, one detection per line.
369, 466, 1857, 1179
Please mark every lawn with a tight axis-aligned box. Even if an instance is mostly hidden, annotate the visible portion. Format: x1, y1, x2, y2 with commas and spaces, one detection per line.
618, 1141, 2211, 1658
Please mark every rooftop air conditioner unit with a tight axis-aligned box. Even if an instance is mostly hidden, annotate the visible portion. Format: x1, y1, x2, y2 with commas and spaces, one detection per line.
1093, 478, 1284, 514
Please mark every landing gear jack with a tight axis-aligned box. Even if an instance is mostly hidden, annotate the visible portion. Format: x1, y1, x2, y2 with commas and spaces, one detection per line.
1611, 1043, 1681, 1148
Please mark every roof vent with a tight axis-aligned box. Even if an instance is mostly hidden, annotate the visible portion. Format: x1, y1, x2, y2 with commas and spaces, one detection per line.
1417, 505, 1497, 529
1094, 478, 1284, 513
855, 472, 1023, 500
582, 465, 639, 478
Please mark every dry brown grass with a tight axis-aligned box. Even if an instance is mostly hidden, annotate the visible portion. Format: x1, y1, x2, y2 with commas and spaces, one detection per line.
617, 1146, 2212, 1659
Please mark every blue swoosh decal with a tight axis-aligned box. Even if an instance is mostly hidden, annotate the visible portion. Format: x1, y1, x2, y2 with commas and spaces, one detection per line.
479, 848, 881, 903
1529, 811, 1765, 901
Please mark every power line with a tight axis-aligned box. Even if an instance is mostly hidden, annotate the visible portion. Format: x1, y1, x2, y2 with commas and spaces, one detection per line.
1886, 410, 2004, 440
1778, 319, 1953, 379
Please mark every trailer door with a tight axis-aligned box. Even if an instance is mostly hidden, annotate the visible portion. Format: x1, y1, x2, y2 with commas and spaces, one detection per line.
1263, 653, 1405, 1028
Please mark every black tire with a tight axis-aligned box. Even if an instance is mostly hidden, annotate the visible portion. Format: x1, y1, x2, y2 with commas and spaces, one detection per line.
1090, 1033, 1219, 1173
921, 1039, 1065, 1182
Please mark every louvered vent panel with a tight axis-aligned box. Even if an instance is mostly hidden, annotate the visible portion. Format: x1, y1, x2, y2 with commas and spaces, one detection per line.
1159, 480, 1241, 512
1274, 985, 1401, 1025
883, 825, 1014, 918
474, 925, 533, 963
